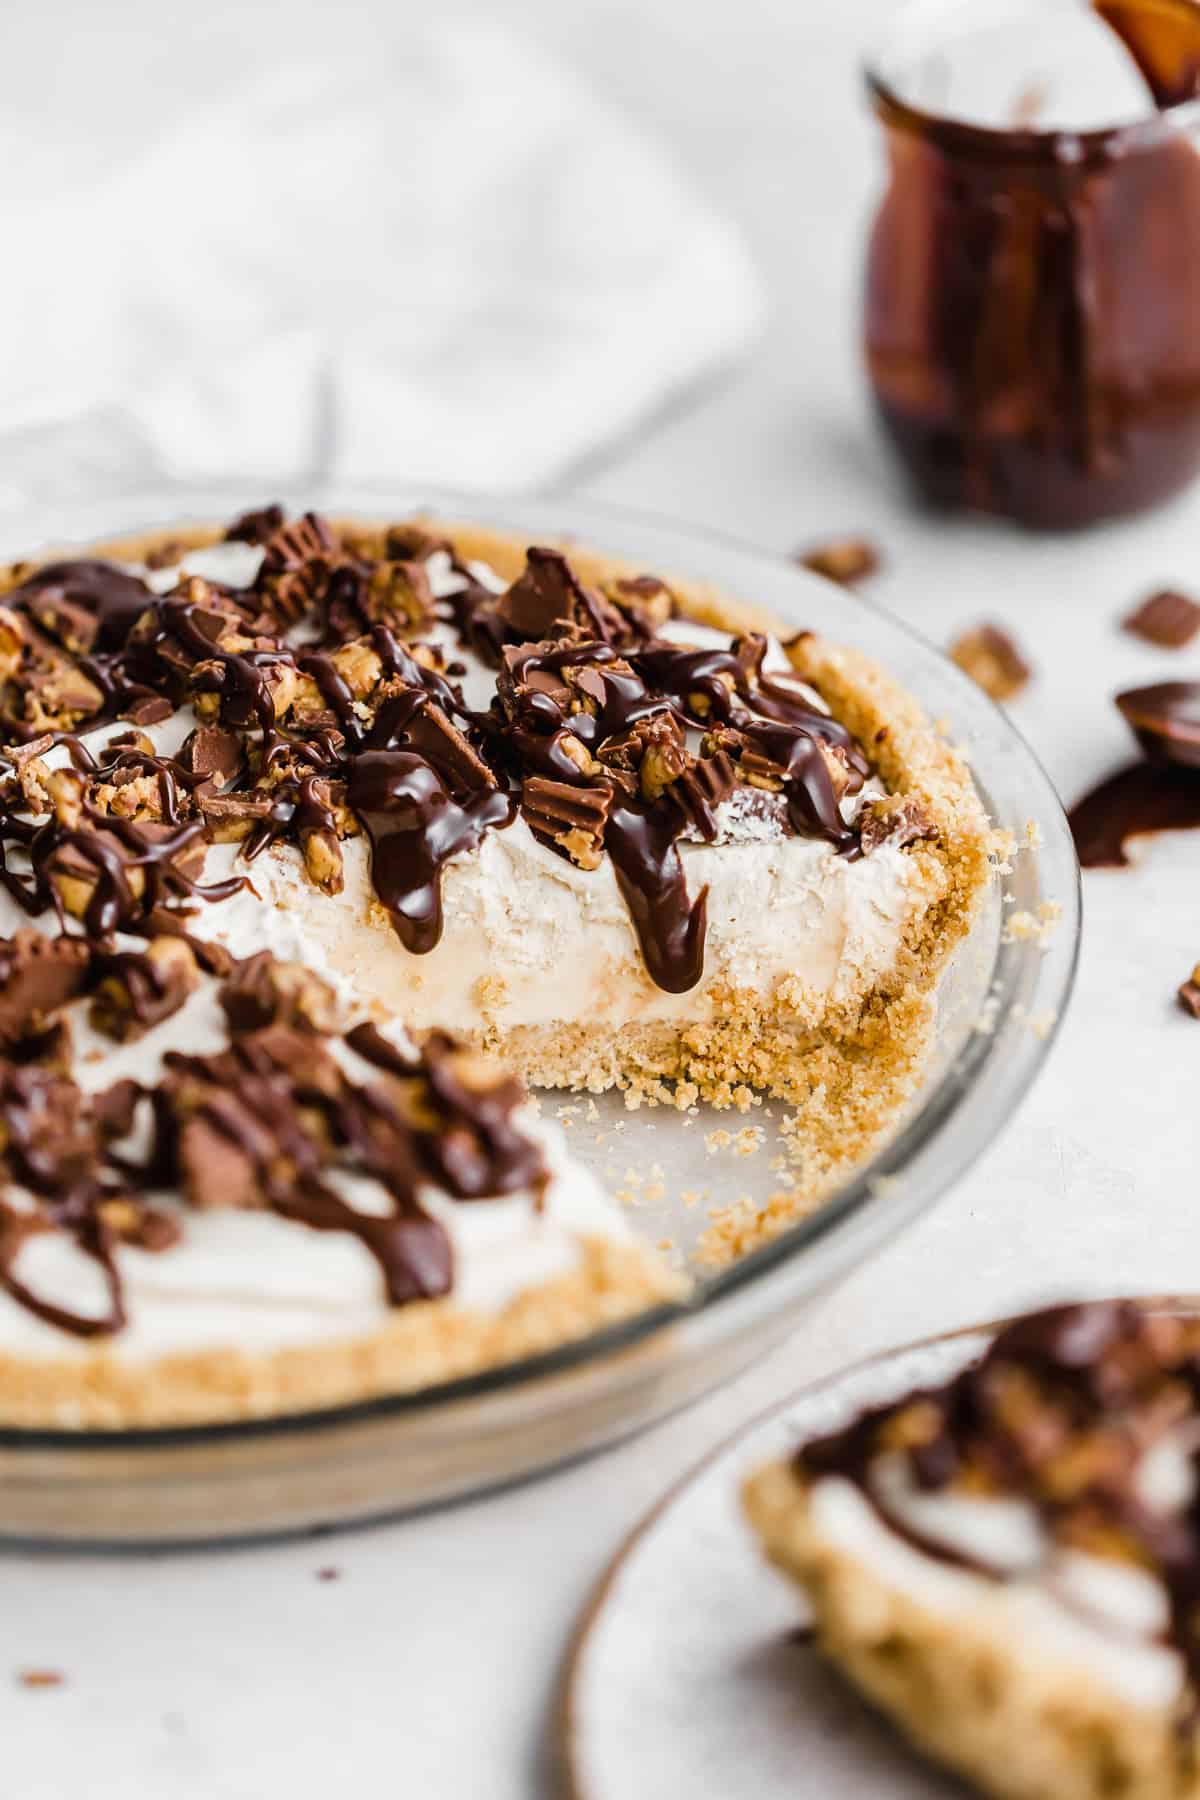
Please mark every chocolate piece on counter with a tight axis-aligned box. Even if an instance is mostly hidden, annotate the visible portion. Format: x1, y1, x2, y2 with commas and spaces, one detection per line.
859, 795, 937, 854
220, 951, 339, 1036
89, 937, 200, 1043
795, 536, 881, 586
225, 503, 286, 546
0, 931, 92, 1046
948, 624, 1032, 702
1122, 589, 1200, 650
1179, 971, 1200, 1018
1117, 682, 1200, 767
521, 776, 612, 869
178, 724, 245, 790
1069, 762, 1200, 868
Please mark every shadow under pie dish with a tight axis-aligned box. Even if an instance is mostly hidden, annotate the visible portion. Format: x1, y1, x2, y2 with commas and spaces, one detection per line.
0, 501, 997, 1431
744, 1301, 1200, 1800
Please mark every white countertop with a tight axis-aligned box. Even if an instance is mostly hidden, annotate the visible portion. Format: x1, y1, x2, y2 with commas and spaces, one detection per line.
8, 1, 1200, 1795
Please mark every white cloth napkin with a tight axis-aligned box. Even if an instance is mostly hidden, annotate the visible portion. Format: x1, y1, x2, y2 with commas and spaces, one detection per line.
0, 18, 763, 510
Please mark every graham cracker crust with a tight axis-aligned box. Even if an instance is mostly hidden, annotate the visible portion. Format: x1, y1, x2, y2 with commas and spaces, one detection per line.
0, 1238, 683, 1430
745, 1461, 1195, 1800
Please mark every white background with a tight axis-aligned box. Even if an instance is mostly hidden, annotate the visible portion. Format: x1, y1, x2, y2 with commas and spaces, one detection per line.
6, 1, 1200, 1794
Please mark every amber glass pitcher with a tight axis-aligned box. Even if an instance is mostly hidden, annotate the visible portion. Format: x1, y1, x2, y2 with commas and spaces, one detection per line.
864, 0, 1200, 527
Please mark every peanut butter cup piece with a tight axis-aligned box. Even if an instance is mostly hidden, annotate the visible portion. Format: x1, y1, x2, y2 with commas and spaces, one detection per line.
496, 547, 621, 643
521, 776, 612, 869
178, 724, 245, 791
1116, 682, 1200, 767
949, 623, 1032, 702
1178, 966, 1200, 1018
7, 560, 156, 652
260, 511, 338, 572
795, 536, 881, 586
225, 503, 286, 545
0, 931, 92, 1047
383, 523, 453, 563
673, 750, 736, 840
859, 794, 937, 854
220, 952, 339, 1036
386, 696, 497, 795
90, 938, 200, 1043
1122, 588, 1200, 649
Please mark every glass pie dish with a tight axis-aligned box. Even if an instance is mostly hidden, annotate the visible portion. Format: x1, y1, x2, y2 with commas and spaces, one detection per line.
0, 485, 1080, 1543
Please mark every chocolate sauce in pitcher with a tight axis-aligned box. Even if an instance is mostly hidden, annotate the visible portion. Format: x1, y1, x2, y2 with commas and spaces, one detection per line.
865, 0, 1200, 527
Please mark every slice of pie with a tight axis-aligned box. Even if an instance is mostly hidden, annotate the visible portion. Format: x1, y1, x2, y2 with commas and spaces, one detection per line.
745, 1301, 1200, 1800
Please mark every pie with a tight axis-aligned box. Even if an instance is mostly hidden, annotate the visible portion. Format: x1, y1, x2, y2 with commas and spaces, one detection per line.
0, 506, 991, 1425
745, 1301, 1200, 1800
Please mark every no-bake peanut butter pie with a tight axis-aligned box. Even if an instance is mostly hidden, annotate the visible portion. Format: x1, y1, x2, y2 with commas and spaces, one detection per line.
0, 507, 991, 1425
746, 1302, 1200, 1800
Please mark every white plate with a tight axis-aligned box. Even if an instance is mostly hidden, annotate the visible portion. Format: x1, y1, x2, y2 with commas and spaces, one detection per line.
562, 1325, 1017, 1799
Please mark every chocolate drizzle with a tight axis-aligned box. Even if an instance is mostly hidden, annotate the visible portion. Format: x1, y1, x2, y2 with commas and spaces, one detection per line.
0, 945, 552, 1338
12, 561, 158, 653
799, 1300, 1200, 1711
1071, 680, 1200, 867
348, 750, 515, 954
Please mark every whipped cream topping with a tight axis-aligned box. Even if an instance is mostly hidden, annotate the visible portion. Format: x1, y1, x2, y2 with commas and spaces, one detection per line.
807, 1475, 1184, 1712
2, 1097, 629, 1365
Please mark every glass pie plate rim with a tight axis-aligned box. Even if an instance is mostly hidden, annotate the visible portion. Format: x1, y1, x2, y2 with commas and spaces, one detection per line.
0, 483, 1080, 1536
